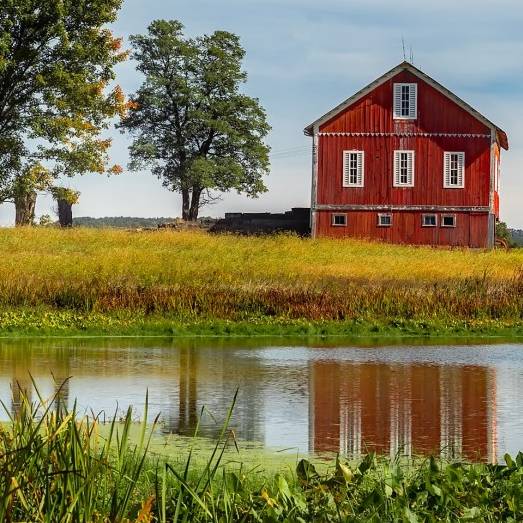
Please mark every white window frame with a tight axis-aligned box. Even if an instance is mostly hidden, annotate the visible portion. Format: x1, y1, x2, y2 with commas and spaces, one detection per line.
342, 150, 364, 187
422, 214, 437, 227
331, 213, 347, 227
393, 83, 417, 120
441, 214, 456, 228
393, 150, 415, 187
377, 213, 392, 227
443, 152, 465, 188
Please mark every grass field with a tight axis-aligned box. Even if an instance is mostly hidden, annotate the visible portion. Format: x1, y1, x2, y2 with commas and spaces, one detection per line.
1, 227, 522, 336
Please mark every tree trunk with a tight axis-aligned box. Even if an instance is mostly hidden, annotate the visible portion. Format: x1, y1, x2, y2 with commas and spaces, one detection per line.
181, 188, 190, 221
14, 190, 37, 226
188, 187, 201, 221
57, 198, 73, 227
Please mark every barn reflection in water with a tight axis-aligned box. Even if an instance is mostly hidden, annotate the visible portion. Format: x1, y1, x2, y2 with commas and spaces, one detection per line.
310, 362, 495, 461
0, 339, 506, 462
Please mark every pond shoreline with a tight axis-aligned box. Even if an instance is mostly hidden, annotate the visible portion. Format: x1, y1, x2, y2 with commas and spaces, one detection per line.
0, 308, 522, 339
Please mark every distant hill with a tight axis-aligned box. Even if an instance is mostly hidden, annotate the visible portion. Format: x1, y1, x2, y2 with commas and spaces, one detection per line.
510, 229, 523, 246
73, 217, 177, 228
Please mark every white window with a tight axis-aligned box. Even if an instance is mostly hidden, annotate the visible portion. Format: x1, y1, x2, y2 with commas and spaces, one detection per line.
393, 83, 417, 119
444, 152, 465, 188
377, 213, 392, 227
342, 151, 364, 187
441, 215, 456, 228
422, 214, 437, 227
393, 150, 415, 187
332, 213, 347, 226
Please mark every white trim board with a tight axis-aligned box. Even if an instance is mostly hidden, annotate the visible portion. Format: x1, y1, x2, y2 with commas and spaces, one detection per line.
314, 204, 490, 212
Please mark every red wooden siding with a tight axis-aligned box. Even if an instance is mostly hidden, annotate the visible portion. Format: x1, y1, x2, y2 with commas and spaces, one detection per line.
311, 67, 501, 247
319, 70, 489, 135
316, 210, 489, 248
316, 135, 490, 207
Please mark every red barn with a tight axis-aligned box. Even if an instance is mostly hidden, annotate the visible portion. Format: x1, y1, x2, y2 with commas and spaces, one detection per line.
304, 62, 509, 248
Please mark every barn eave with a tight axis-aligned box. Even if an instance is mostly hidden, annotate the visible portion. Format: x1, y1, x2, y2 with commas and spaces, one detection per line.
304, 61, 508, 150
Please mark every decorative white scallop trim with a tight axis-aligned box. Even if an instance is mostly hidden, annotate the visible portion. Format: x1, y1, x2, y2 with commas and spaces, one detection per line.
318, 132, 490, 138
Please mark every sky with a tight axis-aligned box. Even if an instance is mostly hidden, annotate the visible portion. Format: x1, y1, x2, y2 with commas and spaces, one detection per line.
3, 0, 522, 226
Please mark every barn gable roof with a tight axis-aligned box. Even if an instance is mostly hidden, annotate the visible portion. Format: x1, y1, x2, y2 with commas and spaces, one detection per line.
304, 61, 508, 150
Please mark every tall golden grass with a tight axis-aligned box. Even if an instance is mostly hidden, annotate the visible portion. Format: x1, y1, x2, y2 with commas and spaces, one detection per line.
1, 227, 522, 322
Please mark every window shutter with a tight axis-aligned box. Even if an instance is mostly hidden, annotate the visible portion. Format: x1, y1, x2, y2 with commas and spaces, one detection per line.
393, 84, 402, 118
457, 152, 464, 187
343, 151, 351, 187
408, 84, 417, 118
407, 151, 414, 185
394, 151, 400, 185
356, 151, 364, 186
444, 152, 451, 187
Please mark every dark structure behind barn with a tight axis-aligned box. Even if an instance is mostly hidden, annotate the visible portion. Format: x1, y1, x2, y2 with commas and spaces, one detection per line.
210, 207, 310, 235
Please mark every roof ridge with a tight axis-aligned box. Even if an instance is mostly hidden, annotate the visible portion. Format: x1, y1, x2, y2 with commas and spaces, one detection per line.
304, 62, 508, 150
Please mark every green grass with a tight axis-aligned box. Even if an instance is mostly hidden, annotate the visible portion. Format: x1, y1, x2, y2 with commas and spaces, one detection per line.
3, 386, 523, 522
0, 227, 522, 337
0, 308, 522, 338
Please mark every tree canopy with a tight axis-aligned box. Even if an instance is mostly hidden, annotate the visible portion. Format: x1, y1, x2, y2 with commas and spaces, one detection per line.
119, 20, 271, 220
0, 0, 127, 219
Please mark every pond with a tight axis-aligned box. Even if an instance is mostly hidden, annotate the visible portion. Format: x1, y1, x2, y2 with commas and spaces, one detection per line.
2, 337, 523, 462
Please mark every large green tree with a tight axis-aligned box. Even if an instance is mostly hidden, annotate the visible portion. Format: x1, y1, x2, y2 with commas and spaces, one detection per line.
120, 20, 271, 221
0, 0, 127, 224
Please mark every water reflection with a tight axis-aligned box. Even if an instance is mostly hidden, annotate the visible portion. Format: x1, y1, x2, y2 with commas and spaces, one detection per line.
310, 362, 496, 461
0, 338, 520, 462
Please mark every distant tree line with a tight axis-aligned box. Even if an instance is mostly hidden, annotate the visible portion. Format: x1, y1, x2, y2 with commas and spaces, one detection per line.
496, 222, 523, 247
72, 217, 177, 228
510, 229, 523, 246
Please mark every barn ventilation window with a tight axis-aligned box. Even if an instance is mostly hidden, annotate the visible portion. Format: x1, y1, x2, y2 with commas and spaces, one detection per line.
331, 214, 347, 226
422, 214, 437, 227
444, 152, 465, 188
377, 213, 392, 227
393, 83, 417, 119
342, 151, 364, 187
393, 150, 415, 187
441, 215, 456, 227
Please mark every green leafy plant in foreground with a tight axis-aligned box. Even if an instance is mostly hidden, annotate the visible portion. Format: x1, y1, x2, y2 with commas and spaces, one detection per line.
0, 379, 156, 522
2, 384, 523, 521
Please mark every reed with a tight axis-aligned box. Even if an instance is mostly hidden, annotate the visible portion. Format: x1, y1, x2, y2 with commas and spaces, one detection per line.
1, 228, 522, 332
2, 386, 523, 521
0, 379, 155, 522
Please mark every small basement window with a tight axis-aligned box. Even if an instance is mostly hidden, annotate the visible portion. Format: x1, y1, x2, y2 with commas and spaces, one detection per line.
331, 214, 347, 226
441, 215, 456, 227
377, 213, 392, 227
422, 214, 437, 227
